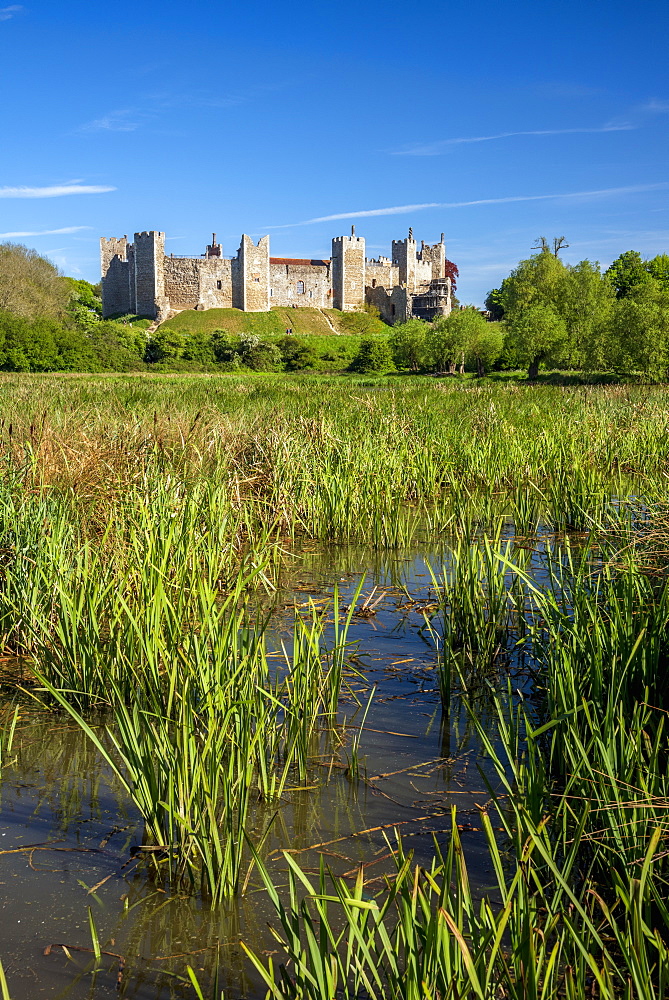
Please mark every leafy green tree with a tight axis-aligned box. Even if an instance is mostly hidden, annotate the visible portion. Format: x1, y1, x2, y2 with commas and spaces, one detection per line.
605, 251, 652, 299
501, 248, 568, 316
0, 311, 99, 371
181, 331, 217, 364
389, 319, 429, 371
0, 242, 70, 320
51, 323, 100, 371
349, 337, 394, 373
466, 320, 504, 376
560, 260, 615, 369
647, 254, 669, 288
429, 308, 487, 373
276, 336, 318, 371
64, 277, 103, 330
484, 288, 505, 321
86, 321, 145, 371
211, 330, 240, 366
237, 335, 282, 371
505, 303, 567, 379
607, 280, 669, 377
146, 328, 185, 362
499, 246, 619, 371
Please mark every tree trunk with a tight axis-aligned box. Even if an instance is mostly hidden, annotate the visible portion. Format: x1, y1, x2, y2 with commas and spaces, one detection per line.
476, 357, 485, 377
458, 351, 465, 375
447, 360, 456, 374
528, 356, 540, 379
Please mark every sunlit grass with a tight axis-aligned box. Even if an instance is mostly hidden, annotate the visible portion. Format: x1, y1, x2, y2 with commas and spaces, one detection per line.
0, 375, 668, 996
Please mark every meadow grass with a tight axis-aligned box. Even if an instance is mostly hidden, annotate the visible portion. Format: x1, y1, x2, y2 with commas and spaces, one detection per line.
158, 306, 384, 337
0, 374, 669, 995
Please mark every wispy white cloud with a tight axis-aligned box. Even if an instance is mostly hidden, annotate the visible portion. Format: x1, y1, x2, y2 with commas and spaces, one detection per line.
80, 110, 140, 132
268, 184, 669, 229
0, 5, 22, 21
393, 124, 633, 156
79, 91, 245, 134
394, 98, 669, 156
0, 225, 91, 237
643, 99, 669, 115
0, 184, 115, 198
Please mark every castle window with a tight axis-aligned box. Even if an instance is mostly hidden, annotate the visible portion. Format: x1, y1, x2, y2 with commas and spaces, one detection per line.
253, 277, 260, 283
372, 279, 376, 288
270, 288, 274, 296
216, 280, 222, 290
309, 290, 313, 298
297, 280, 305, 294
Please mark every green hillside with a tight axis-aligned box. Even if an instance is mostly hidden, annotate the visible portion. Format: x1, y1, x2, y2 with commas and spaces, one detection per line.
159, 306, 386, 337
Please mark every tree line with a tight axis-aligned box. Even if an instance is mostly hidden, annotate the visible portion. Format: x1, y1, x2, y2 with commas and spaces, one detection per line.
484, 244, 669, 378
0, 239, 668, 378
381, 245, 669, 379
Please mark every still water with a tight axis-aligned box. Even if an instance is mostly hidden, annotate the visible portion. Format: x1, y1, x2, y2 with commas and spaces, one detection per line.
0, 537, 550, 998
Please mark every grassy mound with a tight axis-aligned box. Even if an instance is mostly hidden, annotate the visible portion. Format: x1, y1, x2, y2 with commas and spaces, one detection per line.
159, 306, 386, 337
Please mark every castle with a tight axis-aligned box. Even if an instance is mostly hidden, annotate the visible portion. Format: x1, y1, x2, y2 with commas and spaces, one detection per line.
100, 227, 452, 326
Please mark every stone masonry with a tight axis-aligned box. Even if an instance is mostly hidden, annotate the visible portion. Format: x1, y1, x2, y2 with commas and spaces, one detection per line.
100, 227, 452, 324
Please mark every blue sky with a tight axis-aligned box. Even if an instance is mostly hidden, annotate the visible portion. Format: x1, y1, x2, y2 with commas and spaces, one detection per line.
0, 0, 667, 306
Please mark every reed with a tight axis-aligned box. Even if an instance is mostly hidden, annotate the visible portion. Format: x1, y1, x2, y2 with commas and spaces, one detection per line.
1, 375, 669, 993
245, 812, 669, 1000
32, 575, 357, 900
241, 530, 669, 998
0, 378, 664, 547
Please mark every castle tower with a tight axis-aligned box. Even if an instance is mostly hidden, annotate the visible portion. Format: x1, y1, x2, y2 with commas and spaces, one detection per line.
233, 235, 270, 311
421, 233, 446, 280
392, 228, 418, 293
100, 236, 128, 278
133, 231, 166, 319
100, 236, 132, 318
331, 226, 365, 311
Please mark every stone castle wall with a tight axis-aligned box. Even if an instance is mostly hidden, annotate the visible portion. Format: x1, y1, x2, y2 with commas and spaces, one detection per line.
164, 257, 200, 309
101, 256, 132, 316
392, 237, 444, 293
366, 284, 411, 325
365, 259, 400, 290
100, 228, 451, 324
198, 258, 234, 310
392, 236, 417, 292
269, 260, 331, 308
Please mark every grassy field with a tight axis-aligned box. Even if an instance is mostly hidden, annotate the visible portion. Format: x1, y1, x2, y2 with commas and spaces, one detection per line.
1, 373, 668, 997
159, 305, 388, 337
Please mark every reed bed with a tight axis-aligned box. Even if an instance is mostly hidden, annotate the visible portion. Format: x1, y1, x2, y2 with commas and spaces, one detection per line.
0, 375, 669, 996
0, 376, 665, 545
248, 538, 669, 999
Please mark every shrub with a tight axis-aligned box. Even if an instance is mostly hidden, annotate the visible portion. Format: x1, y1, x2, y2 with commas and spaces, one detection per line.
238, 335, 282, 372
349, 337, 394, 373
276, 336, 318, 371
